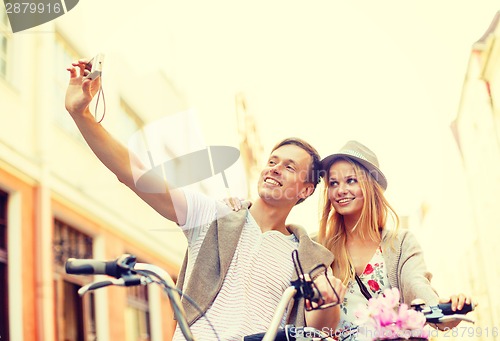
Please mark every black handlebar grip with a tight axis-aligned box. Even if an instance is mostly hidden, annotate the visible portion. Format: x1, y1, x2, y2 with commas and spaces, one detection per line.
437, 302, 474, 315
65, 258, 120, 277
311, 286, 322, 302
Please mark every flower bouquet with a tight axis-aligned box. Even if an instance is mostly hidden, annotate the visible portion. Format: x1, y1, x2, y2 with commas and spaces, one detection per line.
355, 288, 429, 341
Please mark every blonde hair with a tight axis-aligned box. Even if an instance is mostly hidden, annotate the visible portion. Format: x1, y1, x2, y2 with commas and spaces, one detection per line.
318, 157, 399, 284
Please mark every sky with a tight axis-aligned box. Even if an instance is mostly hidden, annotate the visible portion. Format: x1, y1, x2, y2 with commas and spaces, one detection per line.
52, 0, 494, 244
54, 0, 499, 288
117, 1, 498, 229
64, 0, 500, 229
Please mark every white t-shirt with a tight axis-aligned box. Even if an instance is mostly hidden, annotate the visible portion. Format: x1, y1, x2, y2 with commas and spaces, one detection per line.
173, 190, 299, 341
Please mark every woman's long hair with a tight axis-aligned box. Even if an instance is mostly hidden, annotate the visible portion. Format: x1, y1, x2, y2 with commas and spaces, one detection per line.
318, 157, 399, 284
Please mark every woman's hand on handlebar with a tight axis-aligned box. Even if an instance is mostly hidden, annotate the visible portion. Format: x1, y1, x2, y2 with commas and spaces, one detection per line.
435, 293, 476, 330
439, 293, 474, 312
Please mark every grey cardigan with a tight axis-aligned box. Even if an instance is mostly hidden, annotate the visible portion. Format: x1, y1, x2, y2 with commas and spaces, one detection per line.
176, 202, 334, 327
381, 228, 439, 306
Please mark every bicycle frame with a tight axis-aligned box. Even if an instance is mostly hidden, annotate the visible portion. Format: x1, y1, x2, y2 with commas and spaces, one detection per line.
244, 249, 340, 341
261, 286, 333, 341
133, 263, 195, 341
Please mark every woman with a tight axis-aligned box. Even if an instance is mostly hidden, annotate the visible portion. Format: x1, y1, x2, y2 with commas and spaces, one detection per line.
318, 140, 473, 339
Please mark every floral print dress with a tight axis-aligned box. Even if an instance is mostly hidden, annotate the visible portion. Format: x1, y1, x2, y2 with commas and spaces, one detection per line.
335, 246, 390, 341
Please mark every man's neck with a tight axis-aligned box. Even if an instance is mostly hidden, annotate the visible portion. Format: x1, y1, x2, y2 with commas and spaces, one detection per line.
248, 198, 293, 235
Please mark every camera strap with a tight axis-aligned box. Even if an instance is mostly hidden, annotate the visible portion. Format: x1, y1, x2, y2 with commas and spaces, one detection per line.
94, 82, 106, 123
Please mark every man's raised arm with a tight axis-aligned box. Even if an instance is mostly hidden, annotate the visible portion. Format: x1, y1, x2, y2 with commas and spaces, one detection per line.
64, 60, 187, 225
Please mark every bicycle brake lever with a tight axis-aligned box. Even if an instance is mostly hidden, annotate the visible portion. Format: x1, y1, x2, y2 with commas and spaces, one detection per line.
438, 315, 475, 324
78, 278, 124, 296
78, 276, 144, 296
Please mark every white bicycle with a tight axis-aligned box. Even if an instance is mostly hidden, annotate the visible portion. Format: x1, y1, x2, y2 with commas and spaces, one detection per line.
65, 251, 475, 341
64, 249, 339, 341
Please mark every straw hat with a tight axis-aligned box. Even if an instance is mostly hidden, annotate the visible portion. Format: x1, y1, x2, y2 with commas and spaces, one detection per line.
321, 140, 388, 190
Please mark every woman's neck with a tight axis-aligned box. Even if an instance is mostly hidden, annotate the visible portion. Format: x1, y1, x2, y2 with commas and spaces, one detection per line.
343, 214, 361, 236
345, 224, 382, 245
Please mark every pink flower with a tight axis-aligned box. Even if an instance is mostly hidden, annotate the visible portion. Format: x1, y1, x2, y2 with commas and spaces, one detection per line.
382, 287, 400, 308
364, 264, 374, 275
366, 295, 385, 315
377, 305, 398, 327
398, 304, 426, 330
354, 288, 427, 341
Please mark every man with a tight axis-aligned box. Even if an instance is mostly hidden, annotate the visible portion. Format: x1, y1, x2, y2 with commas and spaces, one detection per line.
65, 60, 344, 340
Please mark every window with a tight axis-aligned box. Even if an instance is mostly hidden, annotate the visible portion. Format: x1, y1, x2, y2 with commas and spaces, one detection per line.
53, 34, 85, 142
0, 190, 9, 341
53, 219, 96, 341
0, 8, 11, 80
125, 259, 150, 341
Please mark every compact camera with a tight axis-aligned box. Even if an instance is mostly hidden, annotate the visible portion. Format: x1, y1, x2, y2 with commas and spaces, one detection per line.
84, 53, 105, 80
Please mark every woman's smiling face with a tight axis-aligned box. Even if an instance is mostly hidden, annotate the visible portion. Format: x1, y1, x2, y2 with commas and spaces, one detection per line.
327, 159, 364, 220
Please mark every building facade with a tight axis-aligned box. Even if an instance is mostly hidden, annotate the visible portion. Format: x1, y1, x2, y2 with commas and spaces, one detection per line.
451, 11, 500, 340
0, 7, 198, 341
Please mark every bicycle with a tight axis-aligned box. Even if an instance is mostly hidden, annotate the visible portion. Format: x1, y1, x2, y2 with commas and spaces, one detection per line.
65, 252, 475, 341
64, 249, 339, 341
244, 279, 475, 341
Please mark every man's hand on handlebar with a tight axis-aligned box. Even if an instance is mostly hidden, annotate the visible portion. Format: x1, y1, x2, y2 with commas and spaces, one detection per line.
305, 274, 346, 335
307, 274, 346, 310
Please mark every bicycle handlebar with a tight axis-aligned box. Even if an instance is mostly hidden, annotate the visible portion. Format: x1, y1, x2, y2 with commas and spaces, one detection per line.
436, 302, 474, 316
66, 258, 119, 276
66, 254, 137, 278
245, 301, 476, 341
65, 254, 196, 341
411, 299, 475, 324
